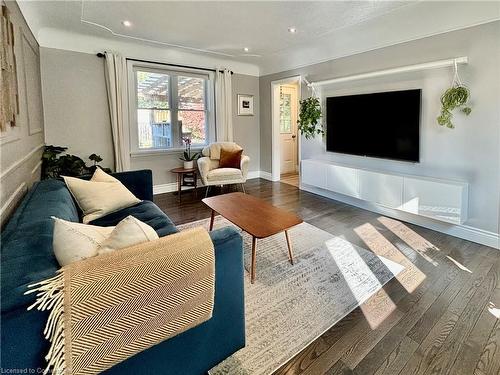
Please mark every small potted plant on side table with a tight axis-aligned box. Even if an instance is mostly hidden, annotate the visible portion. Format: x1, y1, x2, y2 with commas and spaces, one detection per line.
179, 137, 199, 169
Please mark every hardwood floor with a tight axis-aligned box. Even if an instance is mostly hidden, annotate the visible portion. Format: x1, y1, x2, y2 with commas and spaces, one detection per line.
281, 173, 300, 187
154, 178, 500, 375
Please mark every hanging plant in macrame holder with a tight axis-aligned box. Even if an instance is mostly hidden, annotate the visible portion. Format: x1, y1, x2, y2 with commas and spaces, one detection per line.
298, 96, 324, 139
437, 60, 472, 129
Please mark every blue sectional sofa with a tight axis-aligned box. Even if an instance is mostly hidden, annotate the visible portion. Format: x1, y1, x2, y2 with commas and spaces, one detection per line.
1, 170, 245, 374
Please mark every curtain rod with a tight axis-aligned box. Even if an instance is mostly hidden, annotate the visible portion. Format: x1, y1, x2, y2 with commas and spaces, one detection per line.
96, 53, 233, 75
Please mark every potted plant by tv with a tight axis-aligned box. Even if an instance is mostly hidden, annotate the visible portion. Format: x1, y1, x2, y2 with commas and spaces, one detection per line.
179, 137, 199, 169
298, 96, 324, 139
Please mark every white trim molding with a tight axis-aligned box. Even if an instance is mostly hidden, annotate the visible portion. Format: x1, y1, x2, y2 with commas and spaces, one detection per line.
271, 76, 302, 182
0, 182, 28, 225
0, 144, 44, 180
31, 160, 43, 176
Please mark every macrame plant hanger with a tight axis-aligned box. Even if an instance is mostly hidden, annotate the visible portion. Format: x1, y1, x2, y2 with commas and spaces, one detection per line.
452, 59, 464, 87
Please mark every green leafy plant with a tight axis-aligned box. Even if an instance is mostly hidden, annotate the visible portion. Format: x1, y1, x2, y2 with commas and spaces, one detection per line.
437, 85, 472, 129
41, 146, 112, 179
298, 96, 324, 139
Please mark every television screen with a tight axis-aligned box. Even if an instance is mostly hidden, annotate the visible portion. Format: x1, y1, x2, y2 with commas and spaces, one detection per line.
326, 89, 421, 162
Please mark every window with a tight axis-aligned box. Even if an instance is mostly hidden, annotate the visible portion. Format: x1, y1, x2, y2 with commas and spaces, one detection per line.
130, 65, 214, 152
279, 87, 292, 133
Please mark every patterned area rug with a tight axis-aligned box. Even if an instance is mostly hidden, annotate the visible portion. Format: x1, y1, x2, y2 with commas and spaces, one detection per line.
178, 216, 404, 375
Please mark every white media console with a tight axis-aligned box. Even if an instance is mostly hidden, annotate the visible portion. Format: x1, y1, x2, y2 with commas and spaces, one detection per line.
301, 159, 468, 225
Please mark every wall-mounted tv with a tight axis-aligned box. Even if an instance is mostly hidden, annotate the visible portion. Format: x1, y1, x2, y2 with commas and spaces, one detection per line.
326, 89, 421, 162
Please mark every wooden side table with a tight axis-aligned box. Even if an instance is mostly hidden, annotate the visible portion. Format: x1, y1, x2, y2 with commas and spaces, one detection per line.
170, 167, 197, 202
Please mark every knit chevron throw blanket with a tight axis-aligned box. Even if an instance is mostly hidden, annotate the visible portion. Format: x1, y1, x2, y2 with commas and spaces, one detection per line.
26, 227, 215, 375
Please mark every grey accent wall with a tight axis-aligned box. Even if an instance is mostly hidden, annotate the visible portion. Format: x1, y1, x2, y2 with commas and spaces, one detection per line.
259, 22, 500, 234
232, 74, 260, 173
41, 48, 114, 169
0, 1, 45, 225
39, 48, 260, 186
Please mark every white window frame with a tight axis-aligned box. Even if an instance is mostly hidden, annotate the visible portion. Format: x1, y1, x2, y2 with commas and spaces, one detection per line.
127, 61, 215, 156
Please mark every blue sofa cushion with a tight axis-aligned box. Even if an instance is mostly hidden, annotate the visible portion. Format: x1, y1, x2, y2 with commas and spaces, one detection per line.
89, 201, 178, 237
1, 180, 79, 313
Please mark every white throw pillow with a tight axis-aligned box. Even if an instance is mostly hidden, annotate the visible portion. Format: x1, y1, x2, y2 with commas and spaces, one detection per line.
63, 168, 141, 224
97, 215, 159, 254
52, 217, 114, 266
52, 215, 159, 266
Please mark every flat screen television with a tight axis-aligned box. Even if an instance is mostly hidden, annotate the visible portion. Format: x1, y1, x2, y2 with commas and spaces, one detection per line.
326, 89, 421, 162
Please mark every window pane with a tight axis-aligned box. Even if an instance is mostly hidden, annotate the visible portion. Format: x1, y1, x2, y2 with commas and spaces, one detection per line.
137, 71, 169, 109
178, 76, 205, 110
280, 92, 292, 133
137, 109, 172, 149
178, 110, 206, 144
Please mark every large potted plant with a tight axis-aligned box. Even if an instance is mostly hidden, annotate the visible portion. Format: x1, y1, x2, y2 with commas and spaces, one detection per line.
41, 145, 112, 179
297, 96, 324, 139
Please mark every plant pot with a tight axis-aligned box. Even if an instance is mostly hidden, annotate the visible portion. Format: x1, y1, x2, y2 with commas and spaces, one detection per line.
183, 161, 194, 169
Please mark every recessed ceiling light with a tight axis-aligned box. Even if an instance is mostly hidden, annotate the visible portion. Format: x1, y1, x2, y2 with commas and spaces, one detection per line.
288, 27, 297, 33
122, 20, 132, 27
243, 47, 249, 52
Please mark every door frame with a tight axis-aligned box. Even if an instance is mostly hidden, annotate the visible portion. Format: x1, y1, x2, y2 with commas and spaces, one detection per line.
271, 75, 302, 182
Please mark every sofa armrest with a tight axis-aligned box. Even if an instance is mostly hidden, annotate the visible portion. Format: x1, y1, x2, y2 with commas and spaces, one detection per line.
1, 227, 245, 374
112, 169, 153, 201
240, 155, 250, 181
197, 157, 212, 185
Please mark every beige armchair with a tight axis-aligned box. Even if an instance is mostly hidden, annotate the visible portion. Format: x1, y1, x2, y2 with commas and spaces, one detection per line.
197, 142, 250, 197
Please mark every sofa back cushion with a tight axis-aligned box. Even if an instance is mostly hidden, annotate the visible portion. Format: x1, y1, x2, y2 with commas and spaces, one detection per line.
63, 171, 141, 224
1, 179, 79, 313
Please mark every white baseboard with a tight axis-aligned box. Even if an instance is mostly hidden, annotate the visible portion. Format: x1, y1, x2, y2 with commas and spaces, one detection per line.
301, 183, 499, 250
153, 179, 206, 195
153, 171, 263, 195
247, 171, 261, 180
259, 171, 274, 181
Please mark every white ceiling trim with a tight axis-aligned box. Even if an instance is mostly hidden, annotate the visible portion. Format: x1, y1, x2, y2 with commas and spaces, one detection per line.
79, 1, 237, 58
37, 27, 261, 76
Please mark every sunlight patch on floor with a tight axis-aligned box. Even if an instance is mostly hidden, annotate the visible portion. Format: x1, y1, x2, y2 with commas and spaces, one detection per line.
325, 238, 397, 329
445, 255, 472, 273
377, 216, 439, 266
354, 222, 426, 293
488, 302, 500, 319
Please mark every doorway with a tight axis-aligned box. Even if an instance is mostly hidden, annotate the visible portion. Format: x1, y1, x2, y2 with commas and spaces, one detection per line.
279, 84, 299, 175
271, 76, 301, 183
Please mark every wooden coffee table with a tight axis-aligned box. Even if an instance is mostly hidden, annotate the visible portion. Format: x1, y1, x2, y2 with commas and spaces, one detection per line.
202, 192, 303, 283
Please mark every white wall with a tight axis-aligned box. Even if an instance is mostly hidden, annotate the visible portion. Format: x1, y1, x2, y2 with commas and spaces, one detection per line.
260, 21, 500, 239
0, 1, 45, 225
40, 48, 260, 187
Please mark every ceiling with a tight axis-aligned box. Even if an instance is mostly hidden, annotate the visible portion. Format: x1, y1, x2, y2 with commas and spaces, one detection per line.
17, 1, 500, 75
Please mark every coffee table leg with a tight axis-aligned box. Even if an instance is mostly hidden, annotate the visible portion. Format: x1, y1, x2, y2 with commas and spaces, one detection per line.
285, 230, 294, 265
209, 209, 215, 231
251, 236, 257, 284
